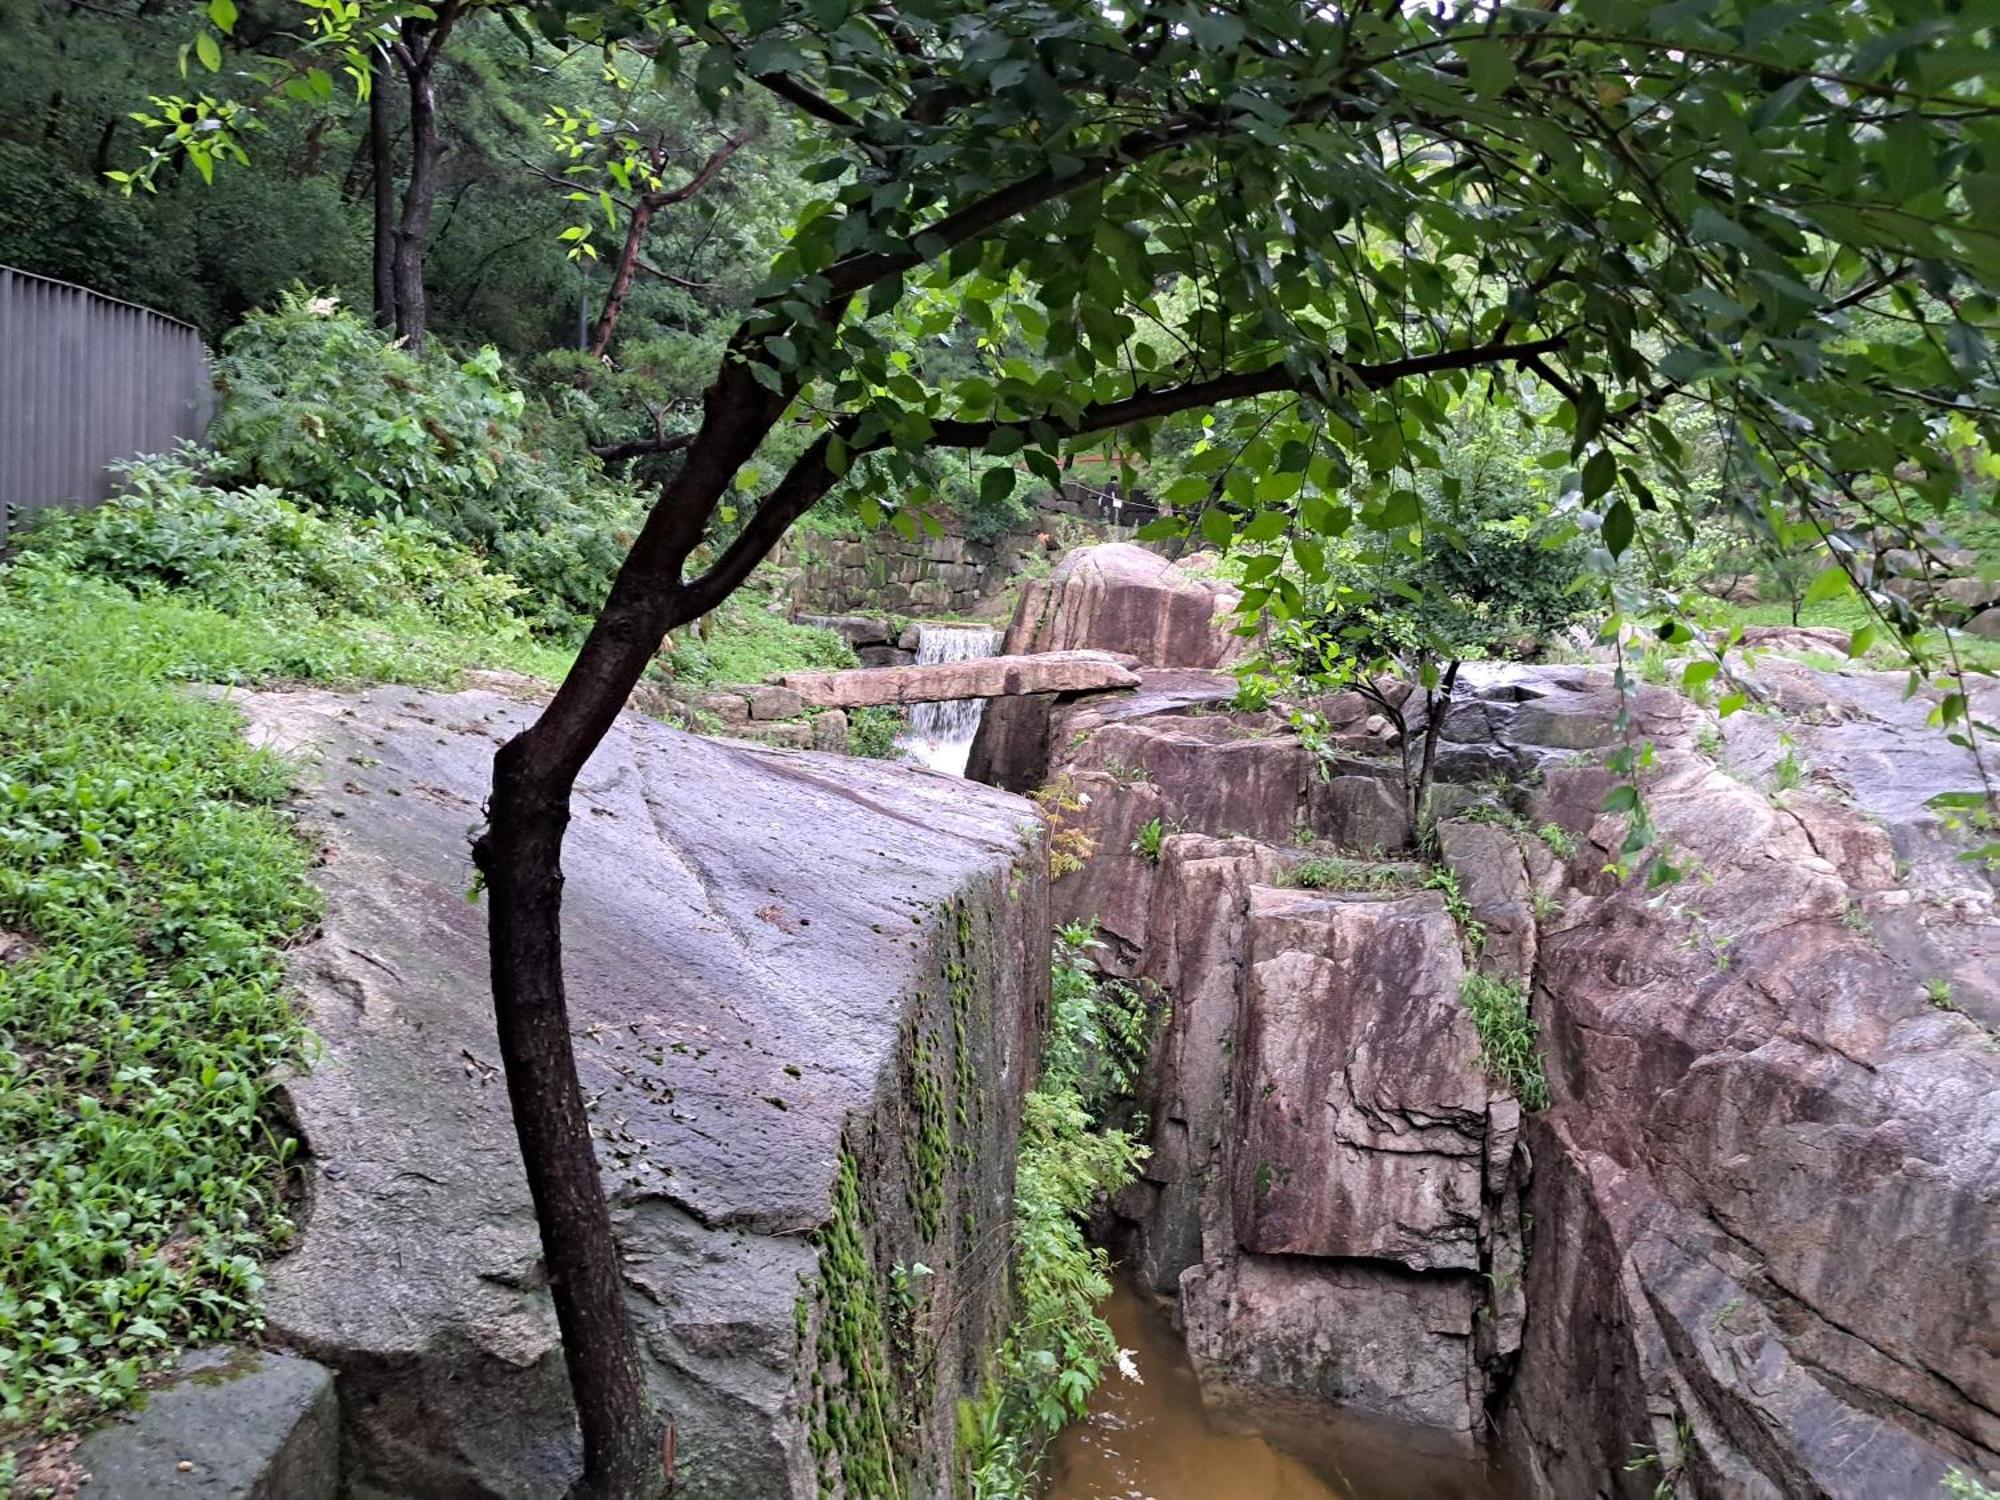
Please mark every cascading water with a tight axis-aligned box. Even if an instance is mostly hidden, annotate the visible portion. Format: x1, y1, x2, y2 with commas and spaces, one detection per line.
898, 624, 1001, 776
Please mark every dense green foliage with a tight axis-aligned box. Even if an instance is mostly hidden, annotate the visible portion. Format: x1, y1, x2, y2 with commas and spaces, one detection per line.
0, 0, 792, 351
0, 570, 321, 1435
665, 588, 856, 687
0, 446, 591, 1447
846, 706, 906, 760
21, 449, 526, 633
960, 928, 1150, 1498
208, 295, 646, 635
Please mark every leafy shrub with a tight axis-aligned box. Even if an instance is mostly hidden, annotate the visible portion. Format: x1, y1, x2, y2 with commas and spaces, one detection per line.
0, 568, 319, 1431
1130, 817, 1165, 863
20, 449, 523, 633
847, 706, 906, 759
207, 292, 644, 635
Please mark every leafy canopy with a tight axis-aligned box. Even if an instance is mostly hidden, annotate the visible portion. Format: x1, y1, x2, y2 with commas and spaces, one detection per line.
142, 0, 1999, 838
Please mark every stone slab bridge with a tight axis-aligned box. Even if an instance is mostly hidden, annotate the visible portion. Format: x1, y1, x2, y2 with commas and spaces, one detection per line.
776, 648, 1140, 708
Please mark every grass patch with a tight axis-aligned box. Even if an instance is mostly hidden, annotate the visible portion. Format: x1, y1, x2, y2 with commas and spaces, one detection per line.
0, 556, 556, 1446
1458, 972, 1550, 1110
1285, 855, 1418, 892
665, 588, 857, 687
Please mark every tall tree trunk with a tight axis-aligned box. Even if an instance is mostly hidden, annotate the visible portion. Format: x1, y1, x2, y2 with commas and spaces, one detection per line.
392, 25, 443, 351
478, 730, 660, 1499
471, 355, 795, 1498
369, 55, 397, 333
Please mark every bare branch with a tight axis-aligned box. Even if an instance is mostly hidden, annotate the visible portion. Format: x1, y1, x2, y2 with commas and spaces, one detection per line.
591, 431, 695, 463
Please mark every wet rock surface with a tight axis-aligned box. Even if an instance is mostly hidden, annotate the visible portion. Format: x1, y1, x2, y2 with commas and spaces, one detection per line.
240, 686, 1048, 1499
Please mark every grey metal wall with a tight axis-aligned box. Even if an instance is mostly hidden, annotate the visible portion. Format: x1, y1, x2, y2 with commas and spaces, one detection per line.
0, 266, 214, 546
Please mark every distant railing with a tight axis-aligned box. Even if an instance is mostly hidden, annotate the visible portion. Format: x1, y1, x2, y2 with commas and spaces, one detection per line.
0, 266, 214, 547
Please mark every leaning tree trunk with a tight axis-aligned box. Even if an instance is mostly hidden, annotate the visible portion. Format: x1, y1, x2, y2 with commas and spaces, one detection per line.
589, 200, 655, 360
470, 356, 796, 1498
588, 133, 748, 361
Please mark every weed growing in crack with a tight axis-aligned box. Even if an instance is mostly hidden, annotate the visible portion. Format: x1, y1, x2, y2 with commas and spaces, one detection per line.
1458, 973, 1550, 1110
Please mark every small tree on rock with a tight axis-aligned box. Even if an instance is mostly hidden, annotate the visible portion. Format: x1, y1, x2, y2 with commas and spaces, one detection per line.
1271, 468, 1591, 834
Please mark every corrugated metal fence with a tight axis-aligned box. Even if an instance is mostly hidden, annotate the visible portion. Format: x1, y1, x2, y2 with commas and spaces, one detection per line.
0, 265, 214, 546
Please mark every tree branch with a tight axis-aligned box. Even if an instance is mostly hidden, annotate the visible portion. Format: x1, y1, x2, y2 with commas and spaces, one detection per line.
677, 331, 1570, 620
646, 129, 750, 208
920, 333, 1572, 449
751, 69, 862, 133
591, 431, 694, 463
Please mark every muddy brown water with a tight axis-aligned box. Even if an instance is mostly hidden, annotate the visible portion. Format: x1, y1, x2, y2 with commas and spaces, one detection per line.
1043, 1281, 1521, 1500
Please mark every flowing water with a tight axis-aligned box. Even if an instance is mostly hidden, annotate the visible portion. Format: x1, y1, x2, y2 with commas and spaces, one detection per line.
897, 624, 1001, 775
1043, 1282, 1522, 1500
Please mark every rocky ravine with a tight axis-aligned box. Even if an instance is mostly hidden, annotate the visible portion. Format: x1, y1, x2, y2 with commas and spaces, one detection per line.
971, 546, 2000, 1498
218, 684, 1047, 1499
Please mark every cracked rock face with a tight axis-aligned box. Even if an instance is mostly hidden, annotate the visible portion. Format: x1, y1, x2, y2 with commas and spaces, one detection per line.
241, 686, 1047, 1499
1000, 640, 1998, 1496
1509, 667, 2000, 1498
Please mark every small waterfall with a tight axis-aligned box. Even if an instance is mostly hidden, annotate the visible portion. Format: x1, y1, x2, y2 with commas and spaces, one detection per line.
899, 625, 1001, 776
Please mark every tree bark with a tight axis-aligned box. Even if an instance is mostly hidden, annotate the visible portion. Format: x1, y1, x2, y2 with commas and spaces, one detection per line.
470, 351, 796, 1497
391, 24, 442, 350
1413, 661, 1461, 836
368, 56, 397, 332
589, 199, 655, 361
475, 736, 661, 1500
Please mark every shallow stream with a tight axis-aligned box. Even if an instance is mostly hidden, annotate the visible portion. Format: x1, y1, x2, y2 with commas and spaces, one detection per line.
1043, 1282, 1521, 1500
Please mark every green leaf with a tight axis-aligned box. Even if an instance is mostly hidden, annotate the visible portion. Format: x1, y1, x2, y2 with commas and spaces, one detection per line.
1801, 566, 1854, 607
195, 30, 222, 71
1581, 449, 1617, 501
207, 0, 237, 34
980, 466, 1017, 507
1376, 489, 1422, 529
1602, 499, 1635, 558
1200, 507, 1235, 549
1461, 38, 1514, 98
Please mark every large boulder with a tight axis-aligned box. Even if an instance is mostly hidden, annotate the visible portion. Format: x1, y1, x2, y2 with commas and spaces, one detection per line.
241, 686, 1048, 1499
999, 544, 1248, 668
1230, 888, 1491, 1273
1182, 1255, 1483, 1444
1115, 835, 1293, 1294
